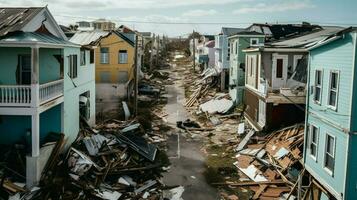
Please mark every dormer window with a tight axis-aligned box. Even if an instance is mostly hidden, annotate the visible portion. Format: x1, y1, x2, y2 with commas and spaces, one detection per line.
250, 38, 259, 46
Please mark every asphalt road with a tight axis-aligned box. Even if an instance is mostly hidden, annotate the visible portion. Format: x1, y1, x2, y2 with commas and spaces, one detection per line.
162, 66, 220, 200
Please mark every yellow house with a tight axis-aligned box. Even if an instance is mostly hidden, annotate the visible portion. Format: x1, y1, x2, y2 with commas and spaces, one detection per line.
94, 31, 135, 84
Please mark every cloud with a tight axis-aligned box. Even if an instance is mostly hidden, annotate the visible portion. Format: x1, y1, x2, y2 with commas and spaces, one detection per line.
0, 0, 239, 10
233, 1, 315, 14
182, 9, 217, 17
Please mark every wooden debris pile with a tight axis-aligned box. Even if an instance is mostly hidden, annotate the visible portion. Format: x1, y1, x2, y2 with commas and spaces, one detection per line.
217, 124, 305, 199
0, 120, 171, 200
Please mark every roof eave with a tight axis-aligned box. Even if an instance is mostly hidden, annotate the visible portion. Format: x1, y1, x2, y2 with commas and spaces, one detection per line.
0, 41, 80, 48
307, 36, 342, 51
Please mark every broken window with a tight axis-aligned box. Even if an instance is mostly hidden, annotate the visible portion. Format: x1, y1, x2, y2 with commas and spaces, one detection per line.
250, 38, 259, 46
68, 55, 78, 79
314, 70, 322, 103
100, 47, 109, 64
324, 134, 335, 173
276, 59, 283, 78
328, 71, 339, 108
309, 125, 318, 160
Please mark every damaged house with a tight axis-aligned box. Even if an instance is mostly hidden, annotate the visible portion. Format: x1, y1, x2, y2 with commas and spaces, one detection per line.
303, 27, 357, 200
243, 26, 343, 131
0, 7, 96, 187
195, 35, 215, 71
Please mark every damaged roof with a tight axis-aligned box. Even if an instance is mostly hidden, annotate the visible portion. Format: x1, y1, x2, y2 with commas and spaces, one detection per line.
0, 7, 43, 37
267, 26, 344, 48
70, 30, 109, 46
248, 23, 322, 41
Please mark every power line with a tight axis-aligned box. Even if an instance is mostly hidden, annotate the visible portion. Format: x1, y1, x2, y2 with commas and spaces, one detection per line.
54, 14, 357, 26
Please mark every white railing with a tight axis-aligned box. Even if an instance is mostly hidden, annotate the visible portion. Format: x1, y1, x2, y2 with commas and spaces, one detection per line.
0, 85, 32, 106
39, 79, 64, 104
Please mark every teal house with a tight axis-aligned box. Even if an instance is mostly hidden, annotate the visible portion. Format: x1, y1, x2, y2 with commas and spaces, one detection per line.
304, 27, 357, 200
227, 31, 265, 105
0, 7, 95, 187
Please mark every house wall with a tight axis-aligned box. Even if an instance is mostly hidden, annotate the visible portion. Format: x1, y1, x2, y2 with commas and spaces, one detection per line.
95, 33, 135, 84
244, 88, 261, 129
0, 47, 61, 85
0, 104, 61, 145
304, 32, 355, 200
63, 47, 96, 147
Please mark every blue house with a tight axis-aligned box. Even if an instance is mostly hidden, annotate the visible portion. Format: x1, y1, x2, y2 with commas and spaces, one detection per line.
0, 7, 95, 187
304, 27, 357, 200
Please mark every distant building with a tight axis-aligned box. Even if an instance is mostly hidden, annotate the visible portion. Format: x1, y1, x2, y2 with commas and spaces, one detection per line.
0, 7, 95, 187
92, 19, 116, 31
304, 27, 357, 200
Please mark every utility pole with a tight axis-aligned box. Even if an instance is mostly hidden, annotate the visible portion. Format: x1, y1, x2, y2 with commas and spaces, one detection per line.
133, 34, 138, 116
156, 35, 159, 66
149, 33, 155, 71
192, 30, 196, 73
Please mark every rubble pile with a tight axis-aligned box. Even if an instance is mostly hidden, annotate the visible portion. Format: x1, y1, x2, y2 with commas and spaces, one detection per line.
0, 119, 173, 200
216, 124, 306, 199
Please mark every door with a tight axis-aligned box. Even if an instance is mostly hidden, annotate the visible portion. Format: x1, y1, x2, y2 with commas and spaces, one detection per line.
272, 54, 288, 89
18, 55, 31, 85
258, 100, 266, 126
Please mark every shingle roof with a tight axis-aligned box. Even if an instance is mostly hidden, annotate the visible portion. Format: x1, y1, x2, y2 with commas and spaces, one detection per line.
113, 31, 135, 46
70, 30, 109, 46
221, 27, 245, 36
0, 7, 43, 37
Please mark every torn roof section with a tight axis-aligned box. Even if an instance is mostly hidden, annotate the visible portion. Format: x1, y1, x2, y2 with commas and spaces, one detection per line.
70, 30, 109, 46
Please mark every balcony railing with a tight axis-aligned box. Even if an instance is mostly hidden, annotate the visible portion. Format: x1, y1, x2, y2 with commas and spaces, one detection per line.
39, 79, 64, 104
0, 85, 32, 106
0, 79, 64, 107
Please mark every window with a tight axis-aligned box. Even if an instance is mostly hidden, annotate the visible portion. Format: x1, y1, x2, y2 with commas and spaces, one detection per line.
309, 125, 318, 160
80, 49, 86, 66
100, 71, 111, 83
276, 59, 283, 78
90, 49, 94, 64
328, 71, 339, 109
68, 55, 78, 78
324, 134, 335, 174
118, 50, 128, 64
314, 70, 322, 103
100, 47, 109, 64
250, 38, 259, 46
18, 55, 31, 84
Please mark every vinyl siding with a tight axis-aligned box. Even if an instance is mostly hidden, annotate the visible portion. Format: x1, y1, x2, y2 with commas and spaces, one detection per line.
308, 33, 354, 130
305, 114, 347, 199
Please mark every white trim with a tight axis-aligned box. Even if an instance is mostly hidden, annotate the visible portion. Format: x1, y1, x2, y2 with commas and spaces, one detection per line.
313, 69, 323, 104
327, 70, 340, 111
309, 124, 319, 161
323, 133, 336, 176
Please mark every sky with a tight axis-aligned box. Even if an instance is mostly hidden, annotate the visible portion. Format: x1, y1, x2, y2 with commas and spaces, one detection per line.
1, 0, 357, 37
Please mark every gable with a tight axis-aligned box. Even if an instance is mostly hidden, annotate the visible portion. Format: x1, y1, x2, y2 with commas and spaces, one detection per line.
22, 7, 67, 40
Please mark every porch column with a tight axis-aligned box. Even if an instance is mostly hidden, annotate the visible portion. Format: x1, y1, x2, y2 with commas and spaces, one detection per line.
26, 112, 40, 188
31, 47, 40, 108
27, 46, 41, 188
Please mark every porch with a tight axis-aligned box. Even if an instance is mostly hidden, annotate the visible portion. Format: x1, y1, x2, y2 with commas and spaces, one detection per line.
0, 79, 64, 107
